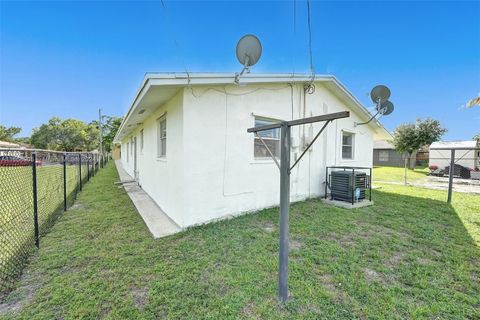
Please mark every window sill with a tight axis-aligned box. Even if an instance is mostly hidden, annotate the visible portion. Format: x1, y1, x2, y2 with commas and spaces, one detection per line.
156, 157, 167, 162
250, 158, 280, 164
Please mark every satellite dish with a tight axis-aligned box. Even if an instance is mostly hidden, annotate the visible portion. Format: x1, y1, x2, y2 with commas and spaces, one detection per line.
236, 34, 262, 68
370, 85, 391, 104
378, 100, 394, 115
355, 85, 394, 126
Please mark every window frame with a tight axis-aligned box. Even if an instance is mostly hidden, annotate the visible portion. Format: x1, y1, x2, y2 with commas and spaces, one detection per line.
131, 137, 134, 156
378, 150, 389, 162
157, 114, 167, 158
341, 131, 355, 160
253, 116, 281, 160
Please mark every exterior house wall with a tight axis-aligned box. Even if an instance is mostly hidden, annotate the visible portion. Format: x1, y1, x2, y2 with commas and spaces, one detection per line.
120, 92, 185, 225
180, 83, 374, 227
373, 149, 416, 167
119, 81, 378, 229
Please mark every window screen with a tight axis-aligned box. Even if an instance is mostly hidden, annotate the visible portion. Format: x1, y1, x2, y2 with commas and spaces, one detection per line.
254, 118, 281, 159
157, 116, 167, 158
342, 132, 354, 159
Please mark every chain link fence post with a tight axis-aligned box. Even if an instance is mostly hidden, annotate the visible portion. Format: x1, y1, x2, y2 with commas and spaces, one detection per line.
87, 155, 90, 182
63, 153, 67, 211
79, 153, 82, 191
31, 152, 39, 248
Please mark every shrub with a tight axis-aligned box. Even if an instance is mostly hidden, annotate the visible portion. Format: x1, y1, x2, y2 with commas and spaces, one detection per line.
429, 165, 438, 171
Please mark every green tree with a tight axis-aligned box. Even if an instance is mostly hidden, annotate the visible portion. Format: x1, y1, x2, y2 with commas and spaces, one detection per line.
393, 118, 447, 182
102, 116, 123, 152
85, 120, 100, 151
393, 123, 420, 157
415, 118, 448, 147
30, 117, 99, 151
394, 118, 447, 158
0, 124, 21, 142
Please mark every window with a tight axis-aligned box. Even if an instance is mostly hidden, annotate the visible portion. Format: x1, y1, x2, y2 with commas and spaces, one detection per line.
254, 117, 281, 159
131, 137, 134, 155
342, 131, 354, 159
379, 150, 389, 161
140, 129, 144, 152
126, 142, 130, 162
157, 115, 167, 158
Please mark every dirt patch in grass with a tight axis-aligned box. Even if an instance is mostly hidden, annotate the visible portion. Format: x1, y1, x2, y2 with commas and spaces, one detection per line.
261, 222, 275, 233
241, 302, 260, 319
0, 268, 40, 316
385, 252, 406, 268
69, 202, 86, 211
357, 222, 411, 240
131, 286, 149, 310
417, 257, 433, 265
318, 274, 355, 305
289, 239, 304, 251
364, 268, 383, 283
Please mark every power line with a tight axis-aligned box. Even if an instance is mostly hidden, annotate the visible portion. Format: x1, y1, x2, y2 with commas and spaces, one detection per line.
158, 1, 190, 80
306, 0, 315, 87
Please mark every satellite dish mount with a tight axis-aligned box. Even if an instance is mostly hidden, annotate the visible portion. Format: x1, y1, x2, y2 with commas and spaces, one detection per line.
234, 34, 262, 83
355, 85, 395, 126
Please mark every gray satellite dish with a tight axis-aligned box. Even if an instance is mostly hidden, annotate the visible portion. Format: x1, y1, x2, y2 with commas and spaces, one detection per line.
370, 85, 391, 104
236, 34, 262, 68
378, 100, 394, 115
355, 85, 394, 126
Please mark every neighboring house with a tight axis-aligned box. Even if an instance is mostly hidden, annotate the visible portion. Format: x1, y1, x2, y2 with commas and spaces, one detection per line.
373, 140, 416, 167
429, 140, 480, 170
0, 141, 24, 156
0, 140, 21, 149
113, 73, 391, 228
415, 145, 429, 166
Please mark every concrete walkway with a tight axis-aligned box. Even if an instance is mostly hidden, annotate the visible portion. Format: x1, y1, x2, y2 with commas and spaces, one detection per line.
374, 179, 480, 194
114, 160, 182, 238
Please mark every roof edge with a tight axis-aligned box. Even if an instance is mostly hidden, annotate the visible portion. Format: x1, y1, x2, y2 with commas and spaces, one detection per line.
114, 72, 392, 143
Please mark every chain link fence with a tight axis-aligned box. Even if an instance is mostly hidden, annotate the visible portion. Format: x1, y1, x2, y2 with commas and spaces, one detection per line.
0, 149, 108, 296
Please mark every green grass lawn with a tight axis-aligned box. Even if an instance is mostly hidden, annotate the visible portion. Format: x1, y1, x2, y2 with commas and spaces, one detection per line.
1, 163, 479, 319
373, 166, 430, 183
0, 164, 90, 293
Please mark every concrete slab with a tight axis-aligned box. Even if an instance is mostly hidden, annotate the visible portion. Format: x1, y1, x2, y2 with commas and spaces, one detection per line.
115, 160, 182, 238
321, 198, 374, 209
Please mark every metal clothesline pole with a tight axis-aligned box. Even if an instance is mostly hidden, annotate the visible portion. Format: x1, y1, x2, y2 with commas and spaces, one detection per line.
447, 149, 455, 204
247, 110, 349, 302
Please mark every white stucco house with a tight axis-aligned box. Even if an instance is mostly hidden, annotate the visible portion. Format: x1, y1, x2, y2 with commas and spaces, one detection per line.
113, 73, 391, 228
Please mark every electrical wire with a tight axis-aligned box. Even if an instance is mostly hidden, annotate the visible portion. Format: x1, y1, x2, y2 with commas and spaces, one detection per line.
292, 0, 297, 77
305, 0, 316, 94
189, 84, 292, 98
158, 1, 191, 85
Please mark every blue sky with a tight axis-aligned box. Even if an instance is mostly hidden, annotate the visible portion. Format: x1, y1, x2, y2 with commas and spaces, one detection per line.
1, 0, 479, 140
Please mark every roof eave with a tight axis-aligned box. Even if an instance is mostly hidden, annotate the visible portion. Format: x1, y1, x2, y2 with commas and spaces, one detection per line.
114, 73, 392, 143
